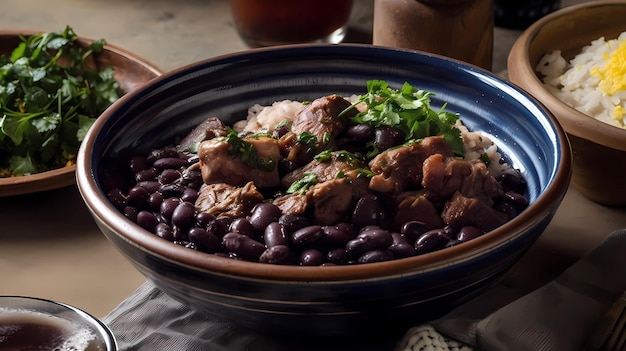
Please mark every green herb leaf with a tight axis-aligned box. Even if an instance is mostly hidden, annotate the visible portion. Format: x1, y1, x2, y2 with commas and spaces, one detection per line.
287, 172, 318, 194
0, 25, 121, 176
342, 80, 465, 157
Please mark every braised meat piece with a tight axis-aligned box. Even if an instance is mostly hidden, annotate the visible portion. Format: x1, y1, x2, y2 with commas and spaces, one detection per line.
197, 135, 281, 188
422, 154, 504, 203
368, 135, 453, 193
177, 117, 228, 153
281, 151, 367, 188
195, 181, 264, 218
280, 95, 355, 165
274, 178, 370, 225
441, 192, 508, 232
392, 191, 444, 231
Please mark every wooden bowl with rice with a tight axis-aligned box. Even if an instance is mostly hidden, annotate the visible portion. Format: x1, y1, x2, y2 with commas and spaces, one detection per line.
508, 0, 626, 207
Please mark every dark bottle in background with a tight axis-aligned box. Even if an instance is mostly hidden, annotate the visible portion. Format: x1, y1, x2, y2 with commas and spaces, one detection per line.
493, 0, 561, 30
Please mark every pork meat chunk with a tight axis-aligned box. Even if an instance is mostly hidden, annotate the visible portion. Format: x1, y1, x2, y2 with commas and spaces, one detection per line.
280, 95, 355, 165
392, 191, 444, 231
441, 192, 508, 232
422, 154, 504, 203
281, 151, 367, 188
197, 135, 281, 188
368, 136, 453, 193
177, 117, 228, 153
195, 181, 264, 218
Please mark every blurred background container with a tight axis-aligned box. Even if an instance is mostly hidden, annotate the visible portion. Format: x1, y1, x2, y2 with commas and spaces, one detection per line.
230, 0, 353, 47
494, 0, 562, 29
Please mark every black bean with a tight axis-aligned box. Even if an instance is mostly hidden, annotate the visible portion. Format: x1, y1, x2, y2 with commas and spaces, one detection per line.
358, 249, 395, 264
159, 182, 185, 198
137, 181, 161, 194
400, 221, 429, 242
158, 169, 181, 185
148, 192, 164, 210
171, 201, 196, 228
352, 193, 384, 228
375, 127, 405, 151
153, 157, 189, 171
146, 148, 180, 163
457, 226, 483, 243
249, 202, 282, 232
135, 168, 158, 182
322, 222, 356, 244
196, 212, 216, 228
264, 222, 289, 247
181, 169, 204, 190
107, 188, 127, 208
222, 232, 266, 260
174, 240, 196, 250
272, 125, 290, 139
344, 124, 374, 142
206, 219, 228, 239
357, 226, 393, 249
278, 158, 297, 175
494, 201, 518, 219
188, 227, 223, 253
180, 188, 199, 203
300, 249, 325, 266
136, 211, 158, 232
173, 226, 189, 241
327, 248, 350, 265
155, 223, 175, 241
126, 186, 150, 208
498, 168, 527, 194
123, 206, 138, 222
260, 245, 293, 265
160, 197, 182, 220
278, 214, 310, 232
504, 191, 529, 210
291, 225, 323, 246
415, 229, 451, 254
230, 217, 256, 238
129, 155, 149, 174
388, 232, 416, 258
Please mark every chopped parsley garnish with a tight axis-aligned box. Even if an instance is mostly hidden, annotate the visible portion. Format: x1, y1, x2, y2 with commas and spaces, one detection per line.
0, 25, 121, 176
297, 131, 318, 154
341, 80, 465, 157
220, 128, 276, 171
286, 172, 317, 194
313, 149, 362, 165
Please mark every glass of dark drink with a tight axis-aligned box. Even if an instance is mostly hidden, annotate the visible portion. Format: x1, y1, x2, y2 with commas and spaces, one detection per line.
0, 296, 117, 350
230, 0, 354, 47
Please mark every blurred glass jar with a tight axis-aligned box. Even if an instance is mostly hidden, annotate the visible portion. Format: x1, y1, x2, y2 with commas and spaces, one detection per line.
231, 0, 354, 47
373, 0, 494, 70
493, 0, 561, 30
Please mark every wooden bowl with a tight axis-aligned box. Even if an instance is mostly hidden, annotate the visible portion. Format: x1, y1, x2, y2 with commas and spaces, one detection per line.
508, 1, 626, 207
0, 30, 162, 197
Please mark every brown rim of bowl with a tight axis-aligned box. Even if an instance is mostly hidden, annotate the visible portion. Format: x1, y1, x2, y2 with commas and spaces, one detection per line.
508, 0, 626, 152
0, 29, 163, 197
77, 76, 572, 282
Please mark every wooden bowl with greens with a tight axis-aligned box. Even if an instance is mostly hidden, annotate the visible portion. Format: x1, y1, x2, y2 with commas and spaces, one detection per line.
0, 26, 162, 197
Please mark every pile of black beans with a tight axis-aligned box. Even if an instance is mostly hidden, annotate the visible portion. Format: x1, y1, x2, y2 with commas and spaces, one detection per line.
102, 145, 529, 266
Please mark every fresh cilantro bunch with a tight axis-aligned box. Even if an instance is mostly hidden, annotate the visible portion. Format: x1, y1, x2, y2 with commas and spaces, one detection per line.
0, 25, 121, 177
344, 80, 464, 158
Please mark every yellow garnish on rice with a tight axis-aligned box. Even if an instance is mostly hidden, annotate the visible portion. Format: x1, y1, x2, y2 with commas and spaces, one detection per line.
593, 40, 626, 95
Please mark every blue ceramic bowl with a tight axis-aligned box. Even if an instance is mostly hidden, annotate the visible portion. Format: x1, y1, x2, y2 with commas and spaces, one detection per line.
76, 44, 571, 336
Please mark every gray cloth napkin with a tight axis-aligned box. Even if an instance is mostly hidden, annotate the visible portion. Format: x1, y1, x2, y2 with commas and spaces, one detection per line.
431, 228, 626, 351
103, 228, 626, 351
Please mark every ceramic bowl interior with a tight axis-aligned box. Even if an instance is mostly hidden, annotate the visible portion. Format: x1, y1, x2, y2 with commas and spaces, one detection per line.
0, 295, 117, 350
508, 0, 626, 206
0, 30, 162, 197
77, 44, 571, 336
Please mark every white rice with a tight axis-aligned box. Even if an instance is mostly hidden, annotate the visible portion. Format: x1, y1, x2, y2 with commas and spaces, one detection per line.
536, 31, 626, 129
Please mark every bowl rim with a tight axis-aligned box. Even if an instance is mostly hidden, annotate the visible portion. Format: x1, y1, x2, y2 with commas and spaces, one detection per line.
77, 43, 572, 282
508, 0, 626, 152
0, 29, 163, 197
